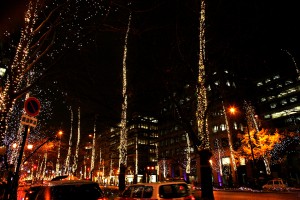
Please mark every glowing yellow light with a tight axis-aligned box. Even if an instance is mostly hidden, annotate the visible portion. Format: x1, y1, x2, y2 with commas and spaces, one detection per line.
229, 106, 236, 114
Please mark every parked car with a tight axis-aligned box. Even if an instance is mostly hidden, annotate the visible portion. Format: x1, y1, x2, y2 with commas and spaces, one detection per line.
115, 181, 195, 200
262, 178, 287, 191
24, 179, 107, 200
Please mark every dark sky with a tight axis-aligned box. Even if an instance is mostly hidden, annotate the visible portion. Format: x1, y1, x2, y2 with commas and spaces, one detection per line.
1, 1, 300, 132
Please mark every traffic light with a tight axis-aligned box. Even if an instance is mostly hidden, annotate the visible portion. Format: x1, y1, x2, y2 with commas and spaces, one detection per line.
146, 166, 155, 174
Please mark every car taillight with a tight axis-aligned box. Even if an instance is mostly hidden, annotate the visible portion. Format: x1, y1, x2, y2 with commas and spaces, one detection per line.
184, 195, 195, 200
97, 197, 109, 200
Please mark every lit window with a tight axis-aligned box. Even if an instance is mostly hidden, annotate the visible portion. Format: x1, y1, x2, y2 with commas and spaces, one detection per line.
261, 97, 266, 102
281, 99, 287, 105
264, 114, 271, 119
265, 78, 271, 83
220, 124, 226, 131
226, 81, 231, 86
214, 81, 219, 85
222, 157, 230, 165
268, 96, 275, 100
257, 82, 263, 86
290, 97, 297, 102
276, 84, 282, 88
285, 80, 293, 85
273, 75, 280, 79
270, 103, 277, 108
212, 125, 218, 133
207, 85, 211, 91
233, 122, 238, 130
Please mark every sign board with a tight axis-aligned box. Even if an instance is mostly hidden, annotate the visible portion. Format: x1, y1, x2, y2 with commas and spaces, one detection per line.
20, 114, 38, 128
24, 97, 41, 117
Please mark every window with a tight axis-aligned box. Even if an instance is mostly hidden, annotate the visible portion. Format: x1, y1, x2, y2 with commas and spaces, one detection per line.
290, 96, 297, 102
273, 75, 280, 79
268, 96, 275, 100
143, 186, 153, 198
264, 114, 271, 119
220, 124, 226, 131
270, 103, 277, 109
233, 122, 238, 130
285, 80, 293, 85
281, 99, 287, 105
257, 82, 263, 86
221, 138, 229, 147
212, 125, 218, 133
276, 84, 282, 88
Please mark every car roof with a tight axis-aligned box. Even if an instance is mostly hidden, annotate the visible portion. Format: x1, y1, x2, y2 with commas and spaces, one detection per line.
29, 180, 99, 187
47, 180, 98, 186
128, 181, 187, 187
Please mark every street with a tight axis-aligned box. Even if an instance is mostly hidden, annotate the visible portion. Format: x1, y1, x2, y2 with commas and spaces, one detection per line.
194, 190, 300, 200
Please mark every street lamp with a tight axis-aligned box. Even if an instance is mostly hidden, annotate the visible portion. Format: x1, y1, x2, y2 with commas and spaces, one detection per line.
229, 105, 257, 178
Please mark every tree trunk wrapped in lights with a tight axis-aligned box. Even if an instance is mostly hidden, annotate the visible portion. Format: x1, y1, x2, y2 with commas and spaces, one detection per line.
65, 107, 73, 175
72, 107, 81, 174
119, 11, 131, 191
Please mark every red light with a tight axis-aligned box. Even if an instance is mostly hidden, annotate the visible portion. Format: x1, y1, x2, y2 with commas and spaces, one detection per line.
184, 195, 195, 200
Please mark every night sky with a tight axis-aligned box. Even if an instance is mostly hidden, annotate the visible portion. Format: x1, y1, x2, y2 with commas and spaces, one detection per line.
1, 1, 300, 133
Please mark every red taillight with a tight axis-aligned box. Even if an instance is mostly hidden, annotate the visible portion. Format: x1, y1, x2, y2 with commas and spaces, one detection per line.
97, 198, 108, 200
184, 195, 195, 200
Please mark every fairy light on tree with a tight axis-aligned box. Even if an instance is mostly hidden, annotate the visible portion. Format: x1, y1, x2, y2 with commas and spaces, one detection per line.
281, 49, 300, 80
242, 101, 282, 175
238, 128, 281, 175
185, 132, 191, 174
119, 12, 132, 168
0, 0, 115, 147
196, 0, 209, 150
91, 120, 96, 178
223, 103, 237, 172
64, 107, 73, 175
212, 139, 225, 178
72, 107, 81, 174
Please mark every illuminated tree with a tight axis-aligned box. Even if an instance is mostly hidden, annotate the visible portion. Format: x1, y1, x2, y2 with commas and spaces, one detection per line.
238, 128, 281, 175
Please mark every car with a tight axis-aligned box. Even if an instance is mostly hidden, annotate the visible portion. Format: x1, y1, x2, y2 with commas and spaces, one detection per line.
115, 181, 195, 200
262, 178, 287, 191
24, 179, 107, 200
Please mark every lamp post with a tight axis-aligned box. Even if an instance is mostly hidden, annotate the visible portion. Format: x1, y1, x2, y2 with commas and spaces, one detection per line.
229, 106, 257, 180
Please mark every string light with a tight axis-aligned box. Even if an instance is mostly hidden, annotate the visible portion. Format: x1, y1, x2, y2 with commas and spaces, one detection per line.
119, 12, 131, 167
197, 0, 209, 149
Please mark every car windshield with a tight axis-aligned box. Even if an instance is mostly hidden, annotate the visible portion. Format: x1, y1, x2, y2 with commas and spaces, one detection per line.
34, 183, 103, 200
159, 184, 189, 198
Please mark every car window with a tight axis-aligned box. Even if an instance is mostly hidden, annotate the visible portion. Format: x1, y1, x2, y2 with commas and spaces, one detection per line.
267, 181, 272, 185
122, 186, 133, 197
159, 184, 188, 198
132, 186, 143, 198
32, 183, 102, 200
274, 181, 279, 185
143, 186, 153, 198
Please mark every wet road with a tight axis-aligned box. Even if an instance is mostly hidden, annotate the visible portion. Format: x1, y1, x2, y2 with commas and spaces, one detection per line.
194, 190, 300, 200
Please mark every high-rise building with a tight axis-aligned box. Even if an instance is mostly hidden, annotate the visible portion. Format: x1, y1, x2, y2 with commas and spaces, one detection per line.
255, 73, 300, 131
